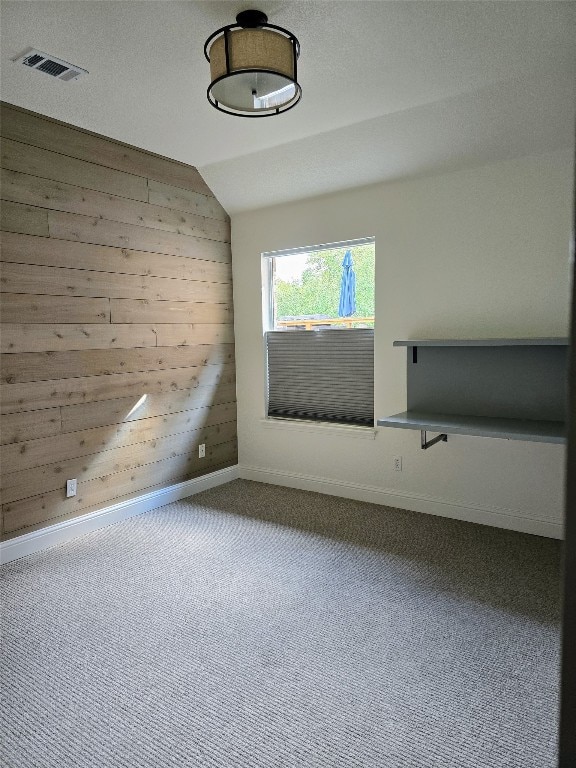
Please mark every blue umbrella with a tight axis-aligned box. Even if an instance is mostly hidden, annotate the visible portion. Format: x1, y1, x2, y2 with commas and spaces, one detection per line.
338, 250, 356, 317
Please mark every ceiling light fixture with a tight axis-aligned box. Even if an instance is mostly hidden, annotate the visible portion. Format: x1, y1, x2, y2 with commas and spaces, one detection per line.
204, 9, 301, 117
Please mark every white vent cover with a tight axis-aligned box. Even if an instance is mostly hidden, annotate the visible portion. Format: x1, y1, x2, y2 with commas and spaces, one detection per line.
14, 49, 88, 81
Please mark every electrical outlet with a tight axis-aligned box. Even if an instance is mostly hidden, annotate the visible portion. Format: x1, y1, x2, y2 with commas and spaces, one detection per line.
393, 456, 402, 472
199, 443, 206, 458
66, 478, 77, 497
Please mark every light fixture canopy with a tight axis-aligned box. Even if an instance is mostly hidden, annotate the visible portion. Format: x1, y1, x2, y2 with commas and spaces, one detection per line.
204, 9, 301, 117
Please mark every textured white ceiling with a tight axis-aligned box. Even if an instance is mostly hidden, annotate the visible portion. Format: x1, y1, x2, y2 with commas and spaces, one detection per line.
1, 1, 575, 213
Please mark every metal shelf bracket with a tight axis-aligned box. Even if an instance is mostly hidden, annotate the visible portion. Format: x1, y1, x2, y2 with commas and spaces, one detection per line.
420, 430, 448, 450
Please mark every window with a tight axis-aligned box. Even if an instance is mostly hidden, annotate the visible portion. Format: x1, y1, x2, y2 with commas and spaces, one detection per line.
264, 239, 375, 331
263, 238, 375, 427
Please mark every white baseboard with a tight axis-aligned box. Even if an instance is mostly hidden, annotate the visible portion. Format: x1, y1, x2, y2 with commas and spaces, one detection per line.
238, 465, 563, 539
2, 462, 562, 565
1, 466, 239, 565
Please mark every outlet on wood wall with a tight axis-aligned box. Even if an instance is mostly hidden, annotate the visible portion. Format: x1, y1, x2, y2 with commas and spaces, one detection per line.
0, 102, 237, 539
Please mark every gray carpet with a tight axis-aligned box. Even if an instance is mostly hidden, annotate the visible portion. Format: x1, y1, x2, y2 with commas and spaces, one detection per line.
0, 480, 561, 768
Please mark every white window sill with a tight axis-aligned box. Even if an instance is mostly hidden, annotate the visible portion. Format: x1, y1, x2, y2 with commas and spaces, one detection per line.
259, 417, 377, 440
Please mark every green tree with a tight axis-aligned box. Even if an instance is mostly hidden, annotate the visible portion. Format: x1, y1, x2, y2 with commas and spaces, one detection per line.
274, 245, 375, 323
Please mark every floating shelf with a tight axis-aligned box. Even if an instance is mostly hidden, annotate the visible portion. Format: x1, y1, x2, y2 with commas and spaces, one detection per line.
393, 338, 569, 347
377, 411, 566, 444
378, 338, 568, 446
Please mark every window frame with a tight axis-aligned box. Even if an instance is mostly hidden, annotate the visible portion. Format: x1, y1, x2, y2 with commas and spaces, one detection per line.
261, 236, 376, 333
261, 236, 376, 429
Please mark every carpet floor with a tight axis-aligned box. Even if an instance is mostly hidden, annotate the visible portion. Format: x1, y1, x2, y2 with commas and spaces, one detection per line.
0, 480, 562, 768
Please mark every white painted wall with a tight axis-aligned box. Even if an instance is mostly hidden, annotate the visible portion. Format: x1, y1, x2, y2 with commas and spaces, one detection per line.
231, 151, 574, 538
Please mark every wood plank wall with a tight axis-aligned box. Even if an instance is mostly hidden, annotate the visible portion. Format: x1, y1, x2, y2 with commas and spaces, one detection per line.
0, 103, 237, 539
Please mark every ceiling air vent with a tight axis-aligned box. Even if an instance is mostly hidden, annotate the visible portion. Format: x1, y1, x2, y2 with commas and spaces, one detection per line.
14, 49, 88, 81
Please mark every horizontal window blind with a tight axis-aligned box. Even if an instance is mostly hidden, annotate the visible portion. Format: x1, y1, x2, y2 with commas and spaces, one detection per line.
266, 329, 374, 426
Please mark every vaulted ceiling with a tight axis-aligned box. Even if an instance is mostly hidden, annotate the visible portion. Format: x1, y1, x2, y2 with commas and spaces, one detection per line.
2, 1, 575, 213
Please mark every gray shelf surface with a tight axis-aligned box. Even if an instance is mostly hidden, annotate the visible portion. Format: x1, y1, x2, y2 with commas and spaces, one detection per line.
377, 411, 566, 444
393, 338, 568, 347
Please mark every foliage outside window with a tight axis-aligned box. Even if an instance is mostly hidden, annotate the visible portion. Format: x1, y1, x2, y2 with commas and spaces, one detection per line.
265, 240, 375, 331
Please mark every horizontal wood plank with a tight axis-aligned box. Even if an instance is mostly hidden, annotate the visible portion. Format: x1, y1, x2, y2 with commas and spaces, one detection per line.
0, 103, 215, 196
0, 293, 110, 324
1, 408, 61, 445
1, 324, 158, 354
2, 440, 238, 533
111, 298, 232, 324
0, 232, 232, 283
148, 179, 228, 221
0, 322, 234, 358
1, 168, 230, 242
0, 200, 49, 236
1, 421, 238, 503
1, 401, 237, 474
1, 138, 148, 201
0, 261, 233, 303
1, 363, 236, 413
1, 344, 235, 384
154, 324, 235, 347
60, 383, 237, 433
48, 210, 231, 262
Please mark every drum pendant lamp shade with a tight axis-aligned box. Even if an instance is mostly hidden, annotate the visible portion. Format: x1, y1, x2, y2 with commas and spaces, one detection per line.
204, 10, 302, 117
